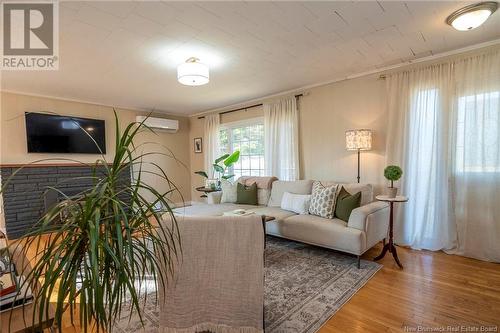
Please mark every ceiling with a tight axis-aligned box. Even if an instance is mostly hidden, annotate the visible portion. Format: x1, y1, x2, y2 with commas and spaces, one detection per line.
2, 1, 500, 115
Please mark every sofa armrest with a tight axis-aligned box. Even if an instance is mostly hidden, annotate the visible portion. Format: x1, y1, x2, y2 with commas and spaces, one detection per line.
347, 201, 389, 231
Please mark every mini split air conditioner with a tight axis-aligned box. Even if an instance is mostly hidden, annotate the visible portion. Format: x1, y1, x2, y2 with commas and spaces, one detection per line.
136, 116, 179, 133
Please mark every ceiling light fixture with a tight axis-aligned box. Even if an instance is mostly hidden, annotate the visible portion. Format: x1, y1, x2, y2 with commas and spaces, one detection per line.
177, 57, 209, 86
446, 2, 497, 31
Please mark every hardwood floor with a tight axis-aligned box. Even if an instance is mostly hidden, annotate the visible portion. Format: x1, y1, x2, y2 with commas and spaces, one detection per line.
12, 238, 500, 332
319, 243, 500, 333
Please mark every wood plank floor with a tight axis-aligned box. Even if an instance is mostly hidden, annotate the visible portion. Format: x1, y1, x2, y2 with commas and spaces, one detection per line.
319, 243, 500, 333
13, 238, 500, 332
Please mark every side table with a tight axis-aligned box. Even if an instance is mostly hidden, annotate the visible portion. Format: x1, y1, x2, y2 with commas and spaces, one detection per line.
373, 195, 408, 269
0, 249, 55, 333
195, 186, 219, 198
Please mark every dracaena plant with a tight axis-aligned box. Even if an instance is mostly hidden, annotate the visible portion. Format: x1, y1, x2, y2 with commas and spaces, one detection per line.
194, 151, 240, 185
2, 111, 181, 332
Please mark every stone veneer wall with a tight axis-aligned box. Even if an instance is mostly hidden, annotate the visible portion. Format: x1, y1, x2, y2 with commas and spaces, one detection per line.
1, 165, 131, 239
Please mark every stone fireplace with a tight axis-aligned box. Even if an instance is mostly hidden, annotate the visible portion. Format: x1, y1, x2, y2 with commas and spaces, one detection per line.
0, 164, 131, 239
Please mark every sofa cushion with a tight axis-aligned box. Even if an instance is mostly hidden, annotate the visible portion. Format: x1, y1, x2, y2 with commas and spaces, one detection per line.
268, 180, 313, 207
221, 180, 237, 203
247, 206, 297, 221
238, 176, 276, 205
257, 189, 271, 206
265, 214, 365, 255
280, 192, 311, 215
319, 182, 373, 206
308, 181, 339, 219
334, 187, 362, 222
236, 182, 258, 205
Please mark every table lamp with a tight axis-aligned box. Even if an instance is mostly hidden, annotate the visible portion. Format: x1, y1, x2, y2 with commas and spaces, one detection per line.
345, 129, 372, 183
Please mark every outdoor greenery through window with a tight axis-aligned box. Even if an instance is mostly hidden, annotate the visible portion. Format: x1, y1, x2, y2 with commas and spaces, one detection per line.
219, 119, 265, 179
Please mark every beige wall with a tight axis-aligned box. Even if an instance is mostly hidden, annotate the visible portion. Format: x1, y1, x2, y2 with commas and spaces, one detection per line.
0, 92, 191, 204
189, 73, 387, 201
299, 73, 387, 191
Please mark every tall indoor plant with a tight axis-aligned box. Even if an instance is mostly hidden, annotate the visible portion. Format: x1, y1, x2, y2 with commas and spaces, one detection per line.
3, 112, 181, 332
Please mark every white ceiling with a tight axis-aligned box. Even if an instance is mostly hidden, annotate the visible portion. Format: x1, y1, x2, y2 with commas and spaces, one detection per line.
2, 1, 500, 115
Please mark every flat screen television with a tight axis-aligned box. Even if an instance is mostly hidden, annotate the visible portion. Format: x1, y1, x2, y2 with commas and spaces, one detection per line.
25, 112, 106, 154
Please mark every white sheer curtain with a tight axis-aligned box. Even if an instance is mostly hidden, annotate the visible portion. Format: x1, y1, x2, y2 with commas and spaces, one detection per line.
264, 97, 300, 181
204, 114, 220, 178
386, 48, 500, 262
386, 63, 456, 251
450, 51, 500, 261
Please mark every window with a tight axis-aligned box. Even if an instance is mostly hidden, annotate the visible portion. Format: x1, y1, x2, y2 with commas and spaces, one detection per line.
219, 118, 265, 179
456, 91, 500, 173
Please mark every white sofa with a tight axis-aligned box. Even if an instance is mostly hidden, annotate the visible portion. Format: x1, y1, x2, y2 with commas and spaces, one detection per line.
175, 179, 389, 268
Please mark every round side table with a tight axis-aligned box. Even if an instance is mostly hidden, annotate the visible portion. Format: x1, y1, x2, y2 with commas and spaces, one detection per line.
374, 195, 408, 269
195, 186, 219, 198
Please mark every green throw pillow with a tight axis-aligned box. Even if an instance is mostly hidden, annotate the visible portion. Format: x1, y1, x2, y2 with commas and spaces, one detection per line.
334, 187, 361, 222
236, 182, 258, 205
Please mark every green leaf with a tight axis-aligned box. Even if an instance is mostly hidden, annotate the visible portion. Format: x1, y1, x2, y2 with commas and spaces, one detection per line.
214, 154, 230, 164
221, 174, 235, 180
223, 150, 240, 167
213, 164, 225, 173
194, 171, 209, 178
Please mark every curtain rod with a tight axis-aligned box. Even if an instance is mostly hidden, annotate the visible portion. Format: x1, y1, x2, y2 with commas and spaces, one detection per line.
197, 94, 303, 120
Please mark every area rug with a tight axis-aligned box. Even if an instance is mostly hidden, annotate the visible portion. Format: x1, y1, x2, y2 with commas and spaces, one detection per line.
115, 236, 381, 333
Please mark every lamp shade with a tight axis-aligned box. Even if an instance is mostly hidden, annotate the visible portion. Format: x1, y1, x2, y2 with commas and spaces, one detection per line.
346, 129, 372, 151
177, 57, 209, 86
446, 2, 497, 31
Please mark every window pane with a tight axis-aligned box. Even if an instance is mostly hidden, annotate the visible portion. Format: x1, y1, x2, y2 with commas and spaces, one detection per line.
241, 156, 250, 169
219, 121, 265, 178
456, 91, 500, 172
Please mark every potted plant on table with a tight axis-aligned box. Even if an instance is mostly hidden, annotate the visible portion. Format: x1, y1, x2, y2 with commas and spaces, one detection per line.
195, 151, 240, 190
384, 165, 403, 198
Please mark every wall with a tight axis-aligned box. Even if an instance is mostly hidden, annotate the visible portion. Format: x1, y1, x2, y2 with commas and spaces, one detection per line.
0, 92, 192, 209
189, 73, 387, 201
298, 73, 387, 190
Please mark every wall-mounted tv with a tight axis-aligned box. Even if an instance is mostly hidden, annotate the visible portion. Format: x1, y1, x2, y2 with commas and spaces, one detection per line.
25, 112, 106, 154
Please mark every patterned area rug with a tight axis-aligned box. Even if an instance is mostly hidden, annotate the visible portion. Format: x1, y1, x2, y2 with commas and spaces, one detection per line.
115, 236, 381, 333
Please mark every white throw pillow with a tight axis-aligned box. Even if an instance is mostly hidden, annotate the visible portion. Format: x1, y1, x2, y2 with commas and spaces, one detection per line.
280, 192, 311, 215
221, 180, 237, 203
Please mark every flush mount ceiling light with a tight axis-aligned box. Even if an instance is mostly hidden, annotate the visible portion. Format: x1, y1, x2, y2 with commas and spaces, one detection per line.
177, 57, 209, 86
446, 2, 498, 31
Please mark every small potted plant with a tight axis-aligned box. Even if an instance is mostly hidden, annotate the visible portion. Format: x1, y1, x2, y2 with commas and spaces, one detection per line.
195, 150, 240, 190
384, 165, 403, 198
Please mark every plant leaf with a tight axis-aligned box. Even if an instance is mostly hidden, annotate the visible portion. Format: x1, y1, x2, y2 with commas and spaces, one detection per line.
221, 174, 235, 180
223, 150, 240, 167
213, 164, 225, 173
194, 171, 208, 178
214, 154, 230, 164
